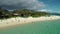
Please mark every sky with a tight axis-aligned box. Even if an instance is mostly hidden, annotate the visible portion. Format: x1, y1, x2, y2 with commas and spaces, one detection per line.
0, 0, 60, 13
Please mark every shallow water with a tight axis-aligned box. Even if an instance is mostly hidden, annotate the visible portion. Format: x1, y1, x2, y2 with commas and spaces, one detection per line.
0, 19, 60, 34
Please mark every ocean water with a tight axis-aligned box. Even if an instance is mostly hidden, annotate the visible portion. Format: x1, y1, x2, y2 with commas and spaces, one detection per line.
0, 19, 60, 34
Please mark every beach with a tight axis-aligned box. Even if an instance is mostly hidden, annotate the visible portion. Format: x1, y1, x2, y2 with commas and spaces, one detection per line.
0, 15, 60, 28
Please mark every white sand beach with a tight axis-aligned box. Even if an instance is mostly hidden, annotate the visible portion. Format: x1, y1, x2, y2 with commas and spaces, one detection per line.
0, 15, 60, 28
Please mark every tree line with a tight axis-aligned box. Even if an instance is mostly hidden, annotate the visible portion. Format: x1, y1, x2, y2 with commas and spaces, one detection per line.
0, 8, 50, 19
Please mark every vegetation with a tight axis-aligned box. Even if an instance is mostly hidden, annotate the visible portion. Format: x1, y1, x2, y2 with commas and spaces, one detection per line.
0, 8, 50, 19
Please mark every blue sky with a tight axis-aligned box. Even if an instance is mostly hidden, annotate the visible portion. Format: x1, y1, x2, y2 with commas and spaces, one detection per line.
39, 0, 60, 13
0, 0, 60, 13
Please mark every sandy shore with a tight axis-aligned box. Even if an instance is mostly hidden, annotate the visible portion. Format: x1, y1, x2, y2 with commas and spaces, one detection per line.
0, 15, 60, 28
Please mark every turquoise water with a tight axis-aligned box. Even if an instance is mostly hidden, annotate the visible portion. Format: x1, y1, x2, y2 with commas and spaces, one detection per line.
0, 19, 60, 34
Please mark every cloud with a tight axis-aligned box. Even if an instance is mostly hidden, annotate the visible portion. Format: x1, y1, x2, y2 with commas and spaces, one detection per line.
37, 9, 52, 12
0, 0, 45, 10
38, 9, 48, 11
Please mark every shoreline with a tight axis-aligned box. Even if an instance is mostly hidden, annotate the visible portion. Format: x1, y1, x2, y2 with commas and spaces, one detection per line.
0, 15, 60, 29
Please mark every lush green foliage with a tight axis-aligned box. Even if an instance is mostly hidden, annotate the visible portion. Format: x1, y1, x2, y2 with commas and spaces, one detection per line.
0, 8, 50, 19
